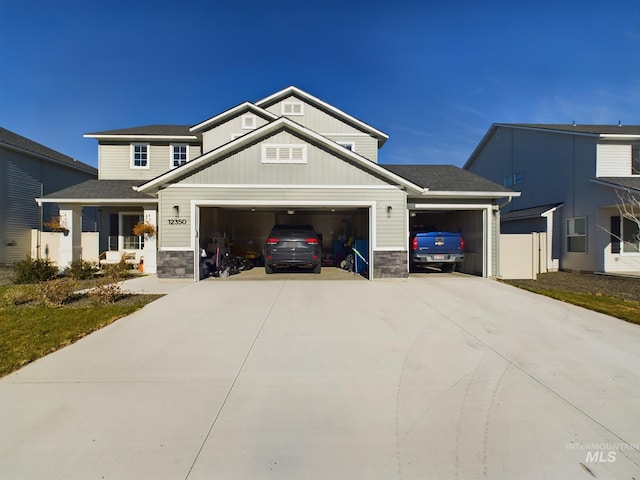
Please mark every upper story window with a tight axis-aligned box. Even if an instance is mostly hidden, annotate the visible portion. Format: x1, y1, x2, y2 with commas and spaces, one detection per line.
503, 171, 523, 187
171, 144, 188, 168
281, 101, 304, 116
632, 145, 640, 174
131, 144, 149, 169
242, 114, 257, 130
338, 141, 355, 151
261, 144, 307, 164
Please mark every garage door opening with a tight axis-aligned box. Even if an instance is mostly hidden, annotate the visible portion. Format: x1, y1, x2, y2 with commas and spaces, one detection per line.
197, 206, 370, 280
409, 209, 485, 276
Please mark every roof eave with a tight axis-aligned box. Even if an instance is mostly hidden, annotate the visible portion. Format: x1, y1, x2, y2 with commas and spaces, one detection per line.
36, 197, 158, 206
83, 134, 198, 141
419, 190, 520, 198
136, 117, 421, 194
1, 141, 97, 175
189, 102, 278, 133
255, 86, 389, 145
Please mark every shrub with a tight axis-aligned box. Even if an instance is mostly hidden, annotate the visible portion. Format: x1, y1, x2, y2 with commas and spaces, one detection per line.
89, 279, 126, 304
40, 278, 78, 308
13, 258, 58, 284
103, 260, 128, 280
65, 259, 99, 280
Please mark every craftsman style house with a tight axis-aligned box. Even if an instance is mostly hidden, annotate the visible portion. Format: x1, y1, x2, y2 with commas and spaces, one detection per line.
464, 123, 640, 274
0, 127, 97, 265
39, 87, 514, 280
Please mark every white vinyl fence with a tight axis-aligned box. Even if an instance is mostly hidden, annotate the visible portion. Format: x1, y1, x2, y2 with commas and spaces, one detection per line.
30, 230, 100, 267
499, 232, 548, 280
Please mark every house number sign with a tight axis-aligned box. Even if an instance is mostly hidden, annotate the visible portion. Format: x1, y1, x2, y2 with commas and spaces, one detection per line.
168, 218, 187, 225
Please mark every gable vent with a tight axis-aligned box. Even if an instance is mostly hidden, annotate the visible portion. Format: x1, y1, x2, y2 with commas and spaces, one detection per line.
262, 144, 307, 164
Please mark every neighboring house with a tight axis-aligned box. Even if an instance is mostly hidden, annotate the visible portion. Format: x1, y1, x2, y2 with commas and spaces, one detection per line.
464, 123, 640, 274
0, 127, 97, 266
39, 86, 514, 280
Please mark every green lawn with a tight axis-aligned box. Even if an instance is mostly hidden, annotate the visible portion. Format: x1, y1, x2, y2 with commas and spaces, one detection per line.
0, 285, 160, 377
512, 286, 640, 325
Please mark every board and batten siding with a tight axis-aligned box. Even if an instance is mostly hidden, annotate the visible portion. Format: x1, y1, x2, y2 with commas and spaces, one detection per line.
181, 131, 389, 187
158, 186, 407, 250
98, 142, 201, 180
262, 95, 380, 161
596, 143, 632, 176
201, 115, 270, 154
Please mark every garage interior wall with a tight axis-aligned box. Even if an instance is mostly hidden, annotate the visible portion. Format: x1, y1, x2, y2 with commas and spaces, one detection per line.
410, 210, 484, 276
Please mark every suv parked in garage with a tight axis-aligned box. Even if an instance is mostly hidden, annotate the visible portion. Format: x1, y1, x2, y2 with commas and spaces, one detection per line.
264, 224, 322, 274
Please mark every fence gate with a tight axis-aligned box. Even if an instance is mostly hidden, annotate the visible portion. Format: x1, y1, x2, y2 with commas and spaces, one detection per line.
499, 232, 548, 280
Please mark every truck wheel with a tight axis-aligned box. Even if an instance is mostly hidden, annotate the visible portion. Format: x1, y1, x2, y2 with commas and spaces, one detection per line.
265, 264, 274, 274
441, 264, 455, 273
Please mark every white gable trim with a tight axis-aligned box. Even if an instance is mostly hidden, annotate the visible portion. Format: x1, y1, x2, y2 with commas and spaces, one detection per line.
136, 117, 423, 194
256, 86, 389, 144
189, 102, 277, 133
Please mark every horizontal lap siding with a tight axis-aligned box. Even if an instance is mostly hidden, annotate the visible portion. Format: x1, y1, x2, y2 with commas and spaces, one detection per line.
596, 144, 632, 176
158, 187, 406, 250
99, 143, 201, 180
325, 134, 378, 163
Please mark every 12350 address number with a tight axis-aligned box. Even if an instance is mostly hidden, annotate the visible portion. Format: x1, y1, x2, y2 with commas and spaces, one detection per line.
167, 218, 187, 225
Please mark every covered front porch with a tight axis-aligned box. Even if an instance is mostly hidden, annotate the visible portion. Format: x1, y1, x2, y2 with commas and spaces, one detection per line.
36, 180, 159, 273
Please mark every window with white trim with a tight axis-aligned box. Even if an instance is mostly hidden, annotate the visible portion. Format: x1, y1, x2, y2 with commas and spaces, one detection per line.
281, 101, 304, 116
131, 144, 149, 168
171, 144, 188, 168
622, 216, 640, 253
338, 141, 355, 151
566, 217, 587, 253
242, 114, 257, 129
261, 144, 307, 164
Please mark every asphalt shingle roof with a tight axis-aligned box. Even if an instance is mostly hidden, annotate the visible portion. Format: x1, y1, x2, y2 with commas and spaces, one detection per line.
41, 180, 156, 200
0, 127, 96, 174
593, 177, 640, 192
501, 203, 563, 221
381, 164, 513, 193
86, 125, 193, 136
505, 124, 640, 135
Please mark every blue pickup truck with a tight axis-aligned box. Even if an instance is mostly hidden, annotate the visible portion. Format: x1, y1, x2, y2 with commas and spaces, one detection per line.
410, 230, 465, 272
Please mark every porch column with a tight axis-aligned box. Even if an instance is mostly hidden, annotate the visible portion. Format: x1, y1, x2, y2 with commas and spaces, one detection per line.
143, 207, 157, 273
59, 205, 82, 269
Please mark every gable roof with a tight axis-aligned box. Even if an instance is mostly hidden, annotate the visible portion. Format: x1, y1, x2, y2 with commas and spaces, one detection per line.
0, 127, 97, 175
255, 86, 389, 147
464, 123, 640, 170
591, 176, 640, 193
38, 179, 156, 204
189, 102, 278, 133
501, 202, 563, 221
382, 164, 516, 198
136, 117, 421, 194
84, 125, 197, 140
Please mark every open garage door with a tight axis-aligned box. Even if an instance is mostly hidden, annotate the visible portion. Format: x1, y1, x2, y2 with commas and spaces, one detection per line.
195, 204, 371, 280
408, 204, 492, 276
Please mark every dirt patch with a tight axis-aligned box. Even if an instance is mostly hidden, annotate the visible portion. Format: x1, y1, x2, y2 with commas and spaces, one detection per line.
504, 271, 640, 302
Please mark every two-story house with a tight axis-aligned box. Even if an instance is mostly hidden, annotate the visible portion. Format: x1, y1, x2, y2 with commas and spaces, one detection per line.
464, 123, 640, 274
39, 87, 514, 280
0, 127, 97, 266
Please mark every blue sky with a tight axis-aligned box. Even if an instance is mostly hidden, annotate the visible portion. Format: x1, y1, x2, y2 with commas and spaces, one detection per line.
1, 0, 639, 168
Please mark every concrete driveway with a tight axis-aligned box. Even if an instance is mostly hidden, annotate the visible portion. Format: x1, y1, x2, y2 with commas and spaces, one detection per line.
1, 275, 639, 479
